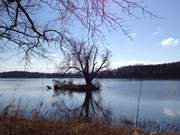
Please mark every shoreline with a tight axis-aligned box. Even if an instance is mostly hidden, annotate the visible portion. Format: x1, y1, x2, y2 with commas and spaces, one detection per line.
0, 116, 179, 135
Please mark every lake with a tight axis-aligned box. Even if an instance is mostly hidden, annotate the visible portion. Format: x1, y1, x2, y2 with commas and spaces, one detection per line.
0, 78, 180, 130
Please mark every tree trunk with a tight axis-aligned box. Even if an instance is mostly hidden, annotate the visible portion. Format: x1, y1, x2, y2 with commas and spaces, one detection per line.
84, 91, 92, 120
84, 75, 93, 91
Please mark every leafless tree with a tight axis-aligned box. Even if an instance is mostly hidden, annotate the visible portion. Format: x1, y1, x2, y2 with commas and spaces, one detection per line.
0, 0, 156, 63
61, 39, 110, 88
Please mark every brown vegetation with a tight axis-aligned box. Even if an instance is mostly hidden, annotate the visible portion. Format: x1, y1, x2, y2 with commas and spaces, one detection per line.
0, 100, 179, 135
0, 116, 178, 135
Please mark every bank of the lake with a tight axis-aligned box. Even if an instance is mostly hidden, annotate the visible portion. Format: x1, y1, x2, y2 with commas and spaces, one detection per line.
0, 116, 179, 135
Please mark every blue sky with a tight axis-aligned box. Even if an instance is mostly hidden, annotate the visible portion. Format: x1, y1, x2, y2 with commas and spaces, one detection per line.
0, 0, 180, 72
107, 0, 180, 68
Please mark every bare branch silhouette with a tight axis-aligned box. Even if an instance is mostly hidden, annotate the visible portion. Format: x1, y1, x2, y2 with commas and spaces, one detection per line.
60, 39, 110, 88
0, 0, 156, 63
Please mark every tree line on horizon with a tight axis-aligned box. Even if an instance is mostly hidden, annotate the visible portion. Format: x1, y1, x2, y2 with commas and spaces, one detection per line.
1, 61, 180, 79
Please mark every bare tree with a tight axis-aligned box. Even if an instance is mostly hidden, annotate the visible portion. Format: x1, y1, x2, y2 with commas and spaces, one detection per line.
0, 0, 156, 63
61, 39, 110, 89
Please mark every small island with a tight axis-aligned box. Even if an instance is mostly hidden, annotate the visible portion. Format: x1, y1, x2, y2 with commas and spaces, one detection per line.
53, 79, 100, 92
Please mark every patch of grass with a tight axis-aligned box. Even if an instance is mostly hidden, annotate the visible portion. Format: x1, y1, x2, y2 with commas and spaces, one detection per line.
0, 116, 179, 135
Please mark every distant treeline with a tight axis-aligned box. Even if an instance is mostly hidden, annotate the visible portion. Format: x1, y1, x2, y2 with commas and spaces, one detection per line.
0, 71, 82, 78
1, 61, 180, 79
97, 61, 180, 79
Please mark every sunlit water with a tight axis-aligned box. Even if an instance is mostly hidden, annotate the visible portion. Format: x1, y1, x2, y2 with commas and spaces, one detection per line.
0, 78, 180, 130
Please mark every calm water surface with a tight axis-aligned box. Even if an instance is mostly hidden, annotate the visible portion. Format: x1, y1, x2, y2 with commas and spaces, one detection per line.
0, 78, 180, 128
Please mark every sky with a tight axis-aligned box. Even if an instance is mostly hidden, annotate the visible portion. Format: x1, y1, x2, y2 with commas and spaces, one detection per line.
0, 0, 180, 73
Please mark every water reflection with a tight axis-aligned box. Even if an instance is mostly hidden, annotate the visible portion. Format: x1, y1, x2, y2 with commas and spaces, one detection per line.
51, 87, 180, 131
0, 79, 180, 131
52, 88, 111, 122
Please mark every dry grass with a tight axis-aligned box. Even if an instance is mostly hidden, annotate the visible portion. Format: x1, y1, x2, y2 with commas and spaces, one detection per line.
0, 116, 179, 135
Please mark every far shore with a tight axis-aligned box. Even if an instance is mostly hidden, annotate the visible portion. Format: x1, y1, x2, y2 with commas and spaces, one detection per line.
1, 77, 180, 80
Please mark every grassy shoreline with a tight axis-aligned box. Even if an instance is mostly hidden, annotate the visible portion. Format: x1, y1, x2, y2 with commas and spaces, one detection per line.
0, 116, 179, 135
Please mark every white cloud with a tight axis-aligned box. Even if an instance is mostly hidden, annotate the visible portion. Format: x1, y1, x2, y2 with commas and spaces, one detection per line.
161, 38, 179, 46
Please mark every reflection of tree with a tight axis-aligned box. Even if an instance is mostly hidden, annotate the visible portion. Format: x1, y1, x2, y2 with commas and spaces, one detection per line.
79, 91, 111, 121
52, 89, 111, 122
52, 89, 73, 98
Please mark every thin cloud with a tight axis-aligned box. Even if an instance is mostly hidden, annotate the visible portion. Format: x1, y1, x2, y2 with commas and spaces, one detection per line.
152, 32, 158, 36
161, 38, 179, 46
129, 33, 136, 38
152, 27, 162, 36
